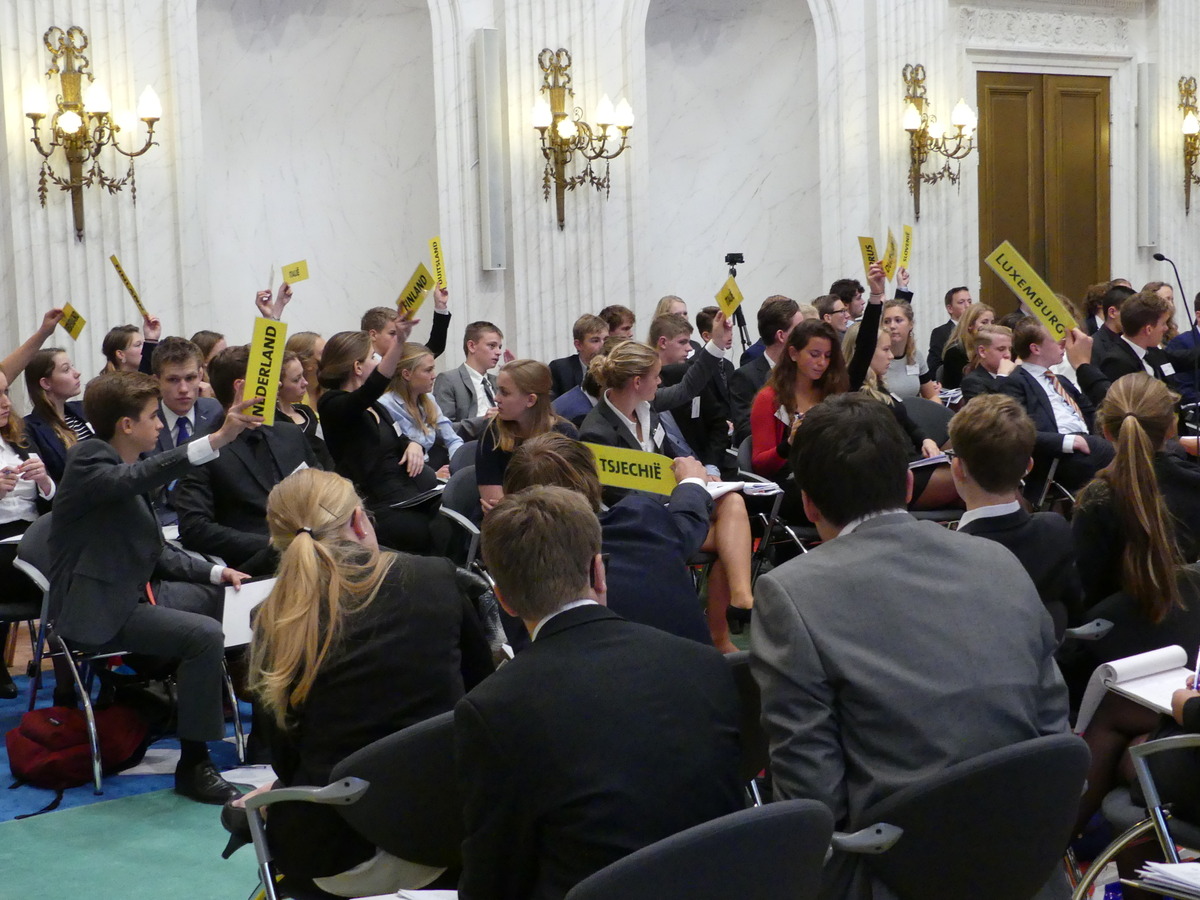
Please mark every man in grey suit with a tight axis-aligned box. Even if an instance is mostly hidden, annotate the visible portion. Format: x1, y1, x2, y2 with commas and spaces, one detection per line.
433, 321, 503, 440
750, 394, 1069, 900
50, 372, 258, 804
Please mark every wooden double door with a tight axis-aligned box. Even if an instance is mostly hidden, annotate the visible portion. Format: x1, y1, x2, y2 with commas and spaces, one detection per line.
976, 72, 1110, 314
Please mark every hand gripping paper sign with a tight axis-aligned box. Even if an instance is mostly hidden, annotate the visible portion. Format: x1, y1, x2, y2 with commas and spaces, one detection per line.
242, 317, 289, 427
715, 276, 744, 319
984, 241, 1077, 341
585, 443, 677, 496
109, 255, 150, 320
396, 263, 434, 318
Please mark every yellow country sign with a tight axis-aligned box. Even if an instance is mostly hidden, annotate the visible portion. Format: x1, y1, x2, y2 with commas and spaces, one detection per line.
60, 304, 86, 340
429, 237, 446, 289
396, 262, 433, 318
282, 260, 309, 284
899, 225, 913, 271
984, 241, 1077, 340
242, 317, 289, 427
858, 237, 878, 279
109, 255, 150, 320
585, 442, 676, 496
881, 229, 898, 281
715, 275, 744, 319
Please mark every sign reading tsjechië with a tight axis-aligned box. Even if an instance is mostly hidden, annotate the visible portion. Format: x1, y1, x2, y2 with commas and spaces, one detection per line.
585, 443, 676, 496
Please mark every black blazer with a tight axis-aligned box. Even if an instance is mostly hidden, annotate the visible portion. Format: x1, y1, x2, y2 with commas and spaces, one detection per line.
548, 354, 584, 400
173, 421, 322, 574
959, 509, 1082, 638
729, 354, 771, 445
1098, 338, 1173, 385
661, 358, 733, 471
25, 400, 90, 483
1090, 325, 1122, 365
579, 400, 687, 458
926, 319, 955, 375
454, 604, 743, 900
601, 484, 713, 644
960, 367, 1004, 403
266, 555, 494, 880
999, 365, 1097, 458
424, 309, 451, 359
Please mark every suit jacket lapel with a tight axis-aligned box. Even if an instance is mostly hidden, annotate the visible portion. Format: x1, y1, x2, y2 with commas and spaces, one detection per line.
226, 437, 276, 494
598, 402, 640, 452
1016, 367, 1054, 427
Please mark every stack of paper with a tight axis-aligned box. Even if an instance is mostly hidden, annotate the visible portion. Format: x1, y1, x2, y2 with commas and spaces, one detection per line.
1074, 645, 1192, 734
1134, 861, 1200, 898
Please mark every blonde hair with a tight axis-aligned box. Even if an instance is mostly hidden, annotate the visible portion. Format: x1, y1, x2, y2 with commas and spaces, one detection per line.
842, 322, 893, 405
946, 303, 995, 360
882, 299, 917, 365
486, 359, 562, 453
287, 331, 324, 405
966, 324, 1012, 373
1080, 374, 1184, 623
654, 295, 685, 318
587, 340, 659, 392
389, 343, 438, 435
250, 469, 395, 728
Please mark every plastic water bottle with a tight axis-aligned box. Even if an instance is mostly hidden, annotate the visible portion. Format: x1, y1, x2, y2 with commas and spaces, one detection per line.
1102, 881, 1122, 900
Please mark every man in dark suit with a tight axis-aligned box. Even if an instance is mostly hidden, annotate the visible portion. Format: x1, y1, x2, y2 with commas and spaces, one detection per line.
751, 395, 1070, 900
1099, 289, 1176, 386
146, 338, 223, 524
730, 296, 802, 445
1090, 283, 1134, 366
549, 314, 608, 399
174, 346, 323, 576
926, 285, 972, 377
1000, 318, 1114, 492
49, 371, 257, 803
661, 306, 734, 475
949, 394, 1083, 636
432, 321, 503, 439
456, 485, 742, 900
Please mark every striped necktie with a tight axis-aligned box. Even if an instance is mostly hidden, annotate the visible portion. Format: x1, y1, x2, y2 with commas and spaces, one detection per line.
1043, 371, 1082, 420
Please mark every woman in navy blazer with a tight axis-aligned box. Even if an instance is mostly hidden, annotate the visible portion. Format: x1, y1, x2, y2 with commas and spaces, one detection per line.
23, 347, 92, 483
579, 339, 753, 651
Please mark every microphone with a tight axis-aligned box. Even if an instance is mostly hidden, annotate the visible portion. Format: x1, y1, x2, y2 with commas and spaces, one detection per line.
1155, 251, 1200, 413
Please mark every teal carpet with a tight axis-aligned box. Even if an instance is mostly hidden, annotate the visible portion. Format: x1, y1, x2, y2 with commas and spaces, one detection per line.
0, 787, 259, 899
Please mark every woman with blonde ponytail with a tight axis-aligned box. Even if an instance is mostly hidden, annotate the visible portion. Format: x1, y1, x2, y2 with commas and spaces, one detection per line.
245, 468, 493, 893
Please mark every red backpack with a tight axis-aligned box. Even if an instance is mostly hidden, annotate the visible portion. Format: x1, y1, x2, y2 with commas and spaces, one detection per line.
7, 704, 150, 813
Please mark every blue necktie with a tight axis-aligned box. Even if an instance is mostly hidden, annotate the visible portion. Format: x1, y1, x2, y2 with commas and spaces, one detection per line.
175, 416, 191, 447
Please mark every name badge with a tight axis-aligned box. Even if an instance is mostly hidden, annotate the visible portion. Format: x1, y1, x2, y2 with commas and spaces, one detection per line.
394, 421, 406, 437
1162, 362, 1176, 377
906, 363, 919, 376
290, 461, 309, 476
691, 397, 701, 419
653, 424, 666, 448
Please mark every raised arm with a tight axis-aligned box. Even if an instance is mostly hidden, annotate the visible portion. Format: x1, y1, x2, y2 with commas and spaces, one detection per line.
0, 308, 65, 381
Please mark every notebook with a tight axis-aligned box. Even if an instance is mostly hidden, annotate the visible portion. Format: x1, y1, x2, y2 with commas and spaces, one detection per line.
1074, 645, 1191, 734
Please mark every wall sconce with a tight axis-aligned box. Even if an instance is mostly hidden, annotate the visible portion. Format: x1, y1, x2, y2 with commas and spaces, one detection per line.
532, 48, 633, 230
24, 26, 161, 242
1180, 76, 1200, 215
901, 63, 976, 221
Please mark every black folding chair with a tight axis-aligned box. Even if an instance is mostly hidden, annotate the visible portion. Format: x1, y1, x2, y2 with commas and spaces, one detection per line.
439, 465, 483, 568
564, 799, 834, 900
724, 651, 769, 807
839, 733, 1089, 900
449, 439, 477, 474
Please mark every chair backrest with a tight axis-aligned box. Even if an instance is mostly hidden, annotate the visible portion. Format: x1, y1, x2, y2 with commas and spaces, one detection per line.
858, 733, 1088, 900
564, 799, 833, 900
724, 651, 769, 784
442, 465, 481, 520
14, 513, 53, 593
450, 440, 478, 475
901, 397, 954, 448
736, 436, 753, 473
330, 710, 462, 869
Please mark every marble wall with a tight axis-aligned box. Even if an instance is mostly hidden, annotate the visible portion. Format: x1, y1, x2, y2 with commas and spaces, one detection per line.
196, 0, 439, 343
2, 0, 1200, 373
644, 0, 821, 323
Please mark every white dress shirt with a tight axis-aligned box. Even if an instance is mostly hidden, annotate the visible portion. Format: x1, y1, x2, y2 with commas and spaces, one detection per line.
603, 392, 658, 452
0, 440, 54, 525
465, 365, 494, 417
161, 404, 197, 448
1120, 335, 1155, 376
957, 500, 1021, 531
1020, 362, 1088, 453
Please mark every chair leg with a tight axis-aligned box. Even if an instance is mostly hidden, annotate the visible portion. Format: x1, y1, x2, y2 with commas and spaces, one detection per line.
1070, 817, 1158, 900
247, 808, 281, 900
57, 637, 103, 794
27, 619, 48, 711
222, 660, 246, 764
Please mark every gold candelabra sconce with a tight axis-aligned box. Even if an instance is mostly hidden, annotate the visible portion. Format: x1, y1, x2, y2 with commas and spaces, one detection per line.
24, 26, 162, 242
1180, 76, 1200, 215
532, 48, 633, 231
901, 64, 977, 221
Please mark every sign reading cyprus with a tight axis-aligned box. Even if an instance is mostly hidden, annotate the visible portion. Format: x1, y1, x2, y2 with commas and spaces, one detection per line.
585, 443, 677, 496
984, 241, 1077, 340
243, 317, 288, 427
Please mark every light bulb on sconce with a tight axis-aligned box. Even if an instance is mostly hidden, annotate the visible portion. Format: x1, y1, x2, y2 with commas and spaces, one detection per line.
533, 47, 634, 230
137, 85, 162, 121
57, 110, 84, 133
950, 98, 975, 131
83, 80, 111, 114
23, 87, 49, 118
1184, 110, 1200, 136
1180, 76, 1200, 214
902, 102, 923, 132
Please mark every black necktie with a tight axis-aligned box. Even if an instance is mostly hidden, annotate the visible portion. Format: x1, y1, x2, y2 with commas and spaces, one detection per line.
482, 378, 496, 406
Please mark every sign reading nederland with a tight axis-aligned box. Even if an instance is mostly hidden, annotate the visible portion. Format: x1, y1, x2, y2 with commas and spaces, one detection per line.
243, 316, 288, 427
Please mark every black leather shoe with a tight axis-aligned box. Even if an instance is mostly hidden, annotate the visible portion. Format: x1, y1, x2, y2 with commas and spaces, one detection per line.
219, 800, 252, 858
174, 760, 241, 805
0, 665, 18, 700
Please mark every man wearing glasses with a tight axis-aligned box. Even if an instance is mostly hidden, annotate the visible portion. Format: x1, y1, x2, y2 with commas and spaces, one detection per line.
815, 294, 852, 336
